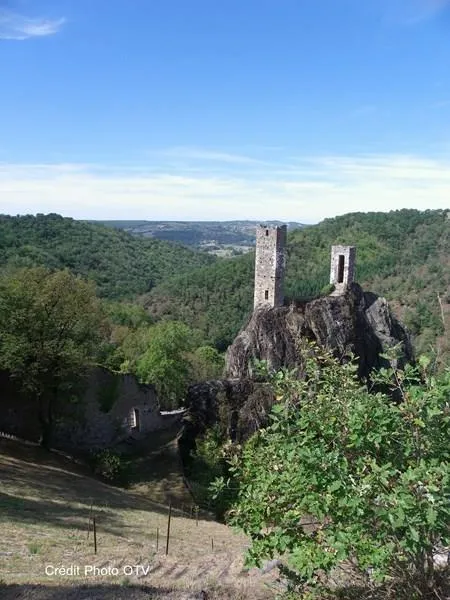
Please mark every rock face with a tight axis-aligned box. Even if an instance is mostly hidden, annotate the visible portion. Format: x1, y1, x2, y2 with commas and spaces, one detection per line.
179, 377, 274, 463
179, 285, 413, 456
225, 283, 413, 380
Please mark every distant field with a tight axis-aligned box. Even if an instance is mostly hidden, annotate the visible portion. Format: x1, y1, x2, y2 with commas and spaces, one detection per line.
93, 220, 306, 254
0, 436, 275, 599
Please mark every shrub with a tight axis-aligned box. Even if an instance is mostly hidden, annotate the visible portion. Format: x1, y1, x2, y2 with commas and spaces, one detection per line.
88, 449, 129, 485
320, 283, 335, 296
219, 344, 450, 598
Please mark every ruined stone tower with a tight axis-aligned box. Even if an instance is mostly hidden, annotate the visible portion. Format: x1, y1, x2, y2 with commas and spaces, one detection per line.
330, 245, 356, 294
254, 225, 287, 309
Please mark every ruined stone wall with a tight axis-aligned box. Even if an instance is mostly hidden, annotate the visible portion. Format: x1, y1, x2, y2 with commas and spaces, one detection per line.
0, 367, 178, 451
330, 245, 356, 295
254, 225, 287, 309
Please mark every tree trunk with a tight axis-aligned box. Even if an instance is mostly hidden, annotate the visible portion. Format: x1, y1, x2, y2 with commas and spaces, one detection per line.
38, 392, 54, 450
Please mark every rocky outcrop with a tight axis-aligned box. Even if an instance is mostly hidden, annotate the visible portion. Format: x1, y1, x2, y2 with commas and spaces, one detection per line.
179, 377, 274, 463
180, 285, 413, 456
225, 284, 413, 380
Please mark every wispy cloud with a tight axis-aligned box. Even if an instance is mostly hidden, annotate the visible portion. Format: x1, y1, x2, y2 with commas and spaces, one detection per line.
0, 153, 449, 222
0, 9, 65, 40
432, 99, 450, 108
379, 0, 450, 26
158, 146, 269, 166
403, 0, 449, 24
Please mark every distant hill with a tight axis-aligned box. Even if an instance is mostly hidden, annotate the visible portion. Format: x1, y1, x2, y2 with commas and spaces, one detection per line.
0, 214, 214, 299
144, 209, 450, 360
93, 219, 306, 256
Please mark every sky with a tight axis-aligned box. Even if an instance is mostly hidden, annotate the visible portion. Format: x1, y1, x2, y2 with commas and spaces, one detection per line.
0, 0, 449, 223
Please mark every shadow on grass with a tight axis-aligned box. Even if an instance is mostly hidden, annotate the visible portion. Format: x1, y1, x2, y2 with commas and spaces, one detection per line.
0, 583, 193, 600
0, 491, 132, 538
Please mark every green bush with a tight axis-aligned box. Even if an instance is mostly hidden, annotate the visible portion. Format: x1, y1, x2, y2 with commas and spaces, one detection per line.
218, 344, 450, 598
88, 449, 129, 485
320, 283, 335, 296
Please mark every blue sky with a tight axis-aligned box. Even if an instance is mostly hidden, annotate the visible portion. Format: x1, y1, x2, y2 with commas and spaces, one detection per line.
0, 0, 449, 222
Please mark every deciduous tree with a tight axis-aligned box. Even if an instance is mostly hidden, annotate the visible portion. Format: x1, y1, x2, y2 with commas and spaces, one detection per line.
0, 267, 107, 448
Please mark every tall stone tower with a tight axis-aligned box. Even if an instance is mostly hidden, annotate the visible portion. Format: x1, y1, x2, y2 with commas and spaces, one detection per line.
254, 225, 287, 309
329, 245, 356, 294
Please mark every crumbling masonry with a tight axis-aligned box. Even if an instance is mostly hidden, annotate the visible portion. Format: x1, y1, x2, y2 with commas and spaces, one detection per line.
253, 225, 287, 309
329, 245, 356, 295
254, 226, 356, 309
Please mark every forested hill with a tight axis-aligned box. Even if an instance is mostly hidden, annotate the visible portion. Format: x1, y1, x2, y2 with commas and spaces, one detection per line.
145, 209, 450, 357
0, 214, 214, 298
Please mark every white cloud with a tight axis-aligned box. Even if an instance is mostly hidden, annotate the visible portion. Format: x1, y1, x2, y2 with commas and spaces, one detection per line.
0, 153, 449, 223
0, 10, 65, 40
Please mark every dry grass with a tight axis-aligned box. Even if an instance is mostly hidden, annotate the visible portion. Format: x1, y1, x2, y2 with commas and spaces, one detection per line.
0, 437, 276, 599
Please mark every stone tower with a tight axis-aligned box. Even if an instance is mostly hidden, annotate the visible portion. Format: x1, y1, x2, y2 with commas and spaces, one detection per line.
330, 245, 356, 294
254, 224, 287, 309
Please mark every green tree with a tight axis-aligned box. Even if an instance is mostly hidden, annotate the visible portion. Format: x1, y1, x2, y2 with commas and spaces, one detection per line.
189, 345, 225, 381
135, 321, 195, 409
0, 267, 107, 448
220, 345, 450, 598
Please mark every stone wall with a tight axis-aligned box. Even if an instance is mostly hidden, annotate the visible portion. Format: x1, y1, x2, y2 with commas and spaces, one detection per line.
0, 367, 179, 452
330, 245, 356, 295
253, 225, 287, 309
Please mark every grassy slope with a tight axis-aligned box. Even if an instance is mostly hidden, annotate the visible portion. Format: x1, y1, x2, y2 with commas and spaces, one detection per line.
145, 209, 450, 359
0, 436, 274, 598
0, 214, 213, 299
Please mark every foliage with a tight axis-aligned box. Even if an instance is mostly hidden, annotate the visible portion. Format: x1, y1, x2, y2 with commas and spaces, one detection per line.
0, 266, 108, 447
219, 344, 450, 598
104, 301, 154, 328
134, 321, 194, 408
0, 213, 213, 299
145, 209, 450, 360
320, 283, 335, 296
187, 426, 239, 520
103, 317, 225, 409
88, 449, 129, 485
189, 345, 225, 381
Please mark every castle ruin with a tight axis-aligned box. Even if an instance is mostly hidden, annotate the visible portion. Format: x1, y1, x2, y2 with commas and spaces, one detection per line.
253, 226, 356, 308
253, 225, 287, 309
329, 245, 356, 294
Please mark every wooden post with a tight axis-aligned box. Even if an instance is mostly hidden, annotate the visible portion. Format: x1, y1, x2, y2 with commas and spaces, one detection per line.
165, 503, 172, 556
156, 527, 159, 552
211, 538, 214, 552
87, 501, 93, 539
93, 516, 97, 554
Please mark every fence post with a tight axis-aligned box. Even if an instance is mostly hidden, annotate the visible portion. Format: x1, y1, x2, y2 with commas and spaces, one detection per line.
165, 502, 172, 556
87, 501, 93, 539
211, 538, 214, 552
156, 527, 159, 552
93, 516, 97, 554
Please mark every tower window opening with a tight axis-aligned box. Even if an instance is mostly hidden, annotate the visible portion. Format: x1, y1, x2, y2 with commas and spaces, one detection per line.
265, 229, 269, 236
337, 255, 345, 283
265, 290, 269, 300
130, 408, 141, 431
